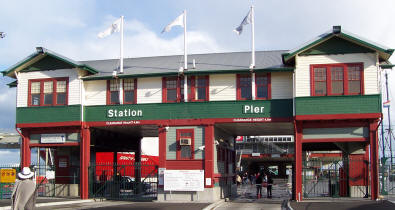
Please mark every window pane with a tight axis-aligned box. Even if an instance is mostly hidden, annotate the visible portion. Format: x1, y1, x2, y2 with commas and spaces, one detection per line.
124, 91, 135, 103
44, 93, 53, 105
56, 81, 66, 93
314, 68, 326, 95
180, 146, 191, 159
241, 86, 252, 99
43, 81, 53, 93
110, 91, 119, 104
197, 87, 206, 100
349, 81, 361, 93
257, 86, 268, 98
166, 78, 177, 88
124, 79, 135, 91
331, 67, 343, 94
167, 89, 177, 101
31, 82, 40, 94
110, 80, 119, 91
315, 81, 326, 95
348, 66, 361, 94
57, 93, 66, 105
180, 78, 184, 101
32, 94, 40, 105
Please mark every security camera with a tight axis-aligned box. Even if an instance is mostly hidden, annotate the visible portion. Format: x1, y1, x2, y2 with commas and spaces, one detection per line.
165, 126, 169, 131
215, 140, 219, 146
198, 146, 205, 150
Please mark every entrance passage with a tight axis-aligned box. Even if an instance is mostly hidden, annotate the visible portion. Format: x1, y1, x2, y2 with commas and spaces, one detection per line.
302, 157, 369, 198
89, 162, 158, 201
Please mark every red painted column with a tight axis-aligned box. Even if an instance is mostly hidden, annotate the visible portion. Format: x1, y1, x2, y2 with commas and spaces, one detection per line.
21, 129, 31, 168
369, 120, 379, 200
80, 126, 90, 199
158, 126, 167, 188
204, 124, 214, 187
294, 121, 303, 201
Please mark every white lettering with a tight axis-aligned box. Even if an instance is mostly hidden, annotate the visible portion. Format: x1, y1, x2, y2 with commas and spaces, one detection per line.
244, 105, 251, 113
243, 105, 264, 114
108, 109, 114, 117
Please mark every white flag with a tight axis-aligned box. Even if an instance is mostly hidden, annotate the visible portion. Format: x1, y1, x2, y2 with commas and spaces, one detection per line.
234, 9, 252, 35
162, 12, 184, 33
98, 18, 122, 38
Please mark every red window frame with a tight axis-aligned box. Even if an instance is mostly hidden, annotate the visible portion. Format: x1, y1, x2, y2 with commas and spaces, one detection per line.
107, 80, 120, 105
236, 74, 252, 100
310, 63, 364, 96
163, 76, 195, 103
123, 78, 137, 104
28, 77, 68, 106
188, 75, 209, 102
176, 129, 194, 160
255, 73, 271, 100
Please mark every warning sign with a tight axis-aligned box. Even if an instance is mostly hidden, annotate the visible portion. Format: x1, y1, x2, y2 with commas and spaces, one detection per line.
164, 170, 204, 191
0, 169, 16, 183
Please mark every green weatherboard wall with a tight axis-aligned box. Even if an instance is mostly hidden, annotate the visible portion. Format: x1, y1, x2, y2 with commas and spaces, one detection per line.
84, 99, 293, 122
16, 105, 81, 124
295, 94, 381, 115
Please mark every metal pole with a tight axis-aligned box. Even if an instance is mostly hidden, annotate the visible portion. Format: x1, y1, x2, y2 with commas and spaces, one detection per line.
385, 72, 393, 167
183, 10, 187, 70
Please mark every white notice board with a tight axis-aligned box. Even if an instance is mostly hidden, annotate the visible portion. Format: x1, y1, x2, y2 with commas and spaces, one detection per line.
164, 170, 204, 191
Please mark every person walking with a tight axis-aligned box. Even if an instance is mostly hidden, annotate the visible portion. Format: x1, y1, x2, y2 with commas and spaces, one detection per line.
11, 167, 37, 210
255, 172, 263, 198
267, 174, 273, 198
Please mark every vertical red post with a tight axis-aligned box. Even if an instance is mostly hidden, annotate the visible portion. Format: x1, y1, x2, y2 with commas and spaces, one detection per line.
80, 126, 90, 199
205, 124, 214, 187
294, 121, 303, 201
369, 120, 379, 200
158, 126, 167, 188
21, 129, 31, 168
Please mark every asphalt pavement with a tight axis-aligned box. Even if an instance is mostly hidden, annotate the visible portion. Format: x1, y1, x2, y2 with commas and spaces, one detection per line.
290, 200, 395, 210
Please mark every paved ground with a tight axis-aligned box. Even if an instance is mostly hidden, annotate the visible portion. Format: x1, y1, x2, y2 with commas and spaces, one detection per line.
290, 200, 395, 210
0, 197, 80, 207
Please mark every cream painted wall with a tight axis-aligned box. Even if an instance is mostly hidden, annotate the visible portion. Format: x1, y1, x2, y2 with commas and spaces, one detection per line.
295, 53, 378, 97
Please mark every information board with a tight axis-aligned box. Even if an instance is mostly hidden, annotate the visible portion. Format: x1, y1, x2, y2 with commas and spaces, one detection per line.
41, 133, 66, 143
164, 170, 204, 191
0, 169, 16, 183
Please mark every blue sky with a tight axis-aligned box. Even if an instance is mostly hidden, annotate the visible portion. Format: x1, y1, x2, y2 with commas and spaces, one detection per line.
1, 0, 395, 163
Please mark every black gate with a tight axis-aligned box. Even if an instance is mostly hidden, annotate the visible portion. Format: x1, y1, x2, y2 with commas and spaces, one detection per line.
89, 163, 158, 201
302, 158, 370, 198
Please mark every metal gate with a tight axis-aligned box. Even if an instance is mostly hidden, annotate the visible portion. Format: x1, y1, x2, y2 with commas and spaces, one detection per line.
379, 157, 395, 196
89, 163, 158, 201
302, 158, 370, 198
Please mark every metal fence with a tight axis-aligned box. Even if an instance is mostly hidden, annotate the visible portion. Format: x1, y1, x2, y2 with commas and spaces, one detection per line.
379, 157, 395, 196
89, 163, 158, 201
0, 164, 57, 199
302, 158, 370, 198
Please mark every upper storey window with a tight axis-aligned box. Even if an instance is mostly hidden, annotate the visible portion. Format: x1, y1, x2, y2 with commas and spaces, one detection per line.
162, 76, 209, 103
28, 78, 68, 106
237, 73, 271, 100
311, 63, 363, 96
107, 78, 137, 105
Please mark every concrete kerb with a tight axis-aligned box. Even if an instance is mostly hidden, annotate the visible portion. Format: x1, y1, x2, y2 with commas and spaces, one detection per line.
0, 199, 94, 210
202, 199, 225, 210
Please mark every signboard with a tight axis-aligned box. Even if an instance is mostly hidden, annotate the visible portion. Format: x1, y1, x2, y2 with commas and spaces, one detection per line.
164, 170, 204, 191
41, 134, 66, 144
252, 153, 261, 157
0, 169, 16, 183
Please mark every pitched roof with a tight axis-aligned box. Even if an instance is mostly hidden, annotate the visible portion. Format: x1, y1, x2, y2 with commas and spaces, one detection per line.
282, 26, 394, 64
80, 50, 293, 80
2, 47, 99, 78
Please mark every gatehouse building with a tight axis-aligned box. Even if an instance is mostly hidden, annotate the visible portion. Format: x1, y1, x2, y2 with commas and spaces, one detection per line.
2, 26, 393, 201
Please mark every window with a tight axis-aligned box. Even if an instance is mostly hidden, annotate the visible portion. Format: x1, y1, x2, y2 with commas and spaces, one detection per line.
176, 129, 194, 160
108, 80, 120, 104
311, 63, 363, 96
256, 73, 271, 99
123, 78, 137, 104
237, 73, 271, 100
28, 78, 68, 106
187, 76, 209, 101
107, 79, 138, 105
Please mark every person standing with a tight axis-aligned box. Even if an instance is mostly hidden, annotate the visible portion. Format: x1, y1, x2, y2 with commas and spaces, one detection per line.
11, 167, 37, 210
255, 172, 263, 198
267, 174, 273, 198
236, 174, 242, 187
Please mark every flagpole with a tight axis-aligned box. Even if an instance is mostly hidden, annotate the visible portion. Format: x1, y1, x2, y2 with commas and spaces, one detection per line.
119, 16, 124, 104
250, 5, 256, 100
183, 10, 188, 102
